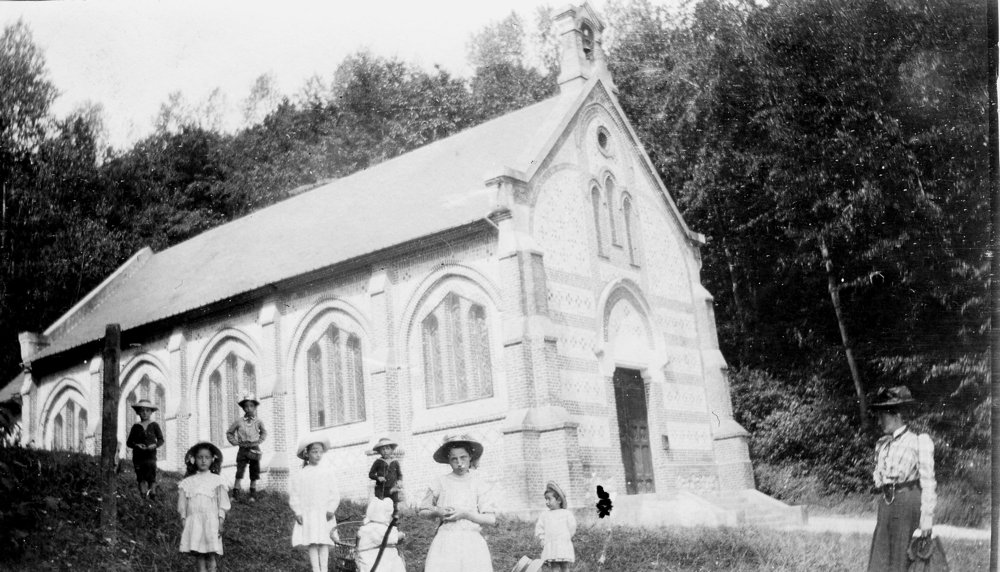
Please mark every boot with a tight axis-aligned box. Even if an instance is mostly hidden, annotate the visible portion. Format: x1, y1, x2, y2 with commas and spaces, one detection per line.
248, 489, 258, 503
232, 488, 242, 502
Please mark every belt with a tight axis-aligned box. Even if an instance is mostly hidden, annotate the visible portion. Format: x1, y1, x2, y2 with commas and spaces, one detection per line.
881, 480, 920, 504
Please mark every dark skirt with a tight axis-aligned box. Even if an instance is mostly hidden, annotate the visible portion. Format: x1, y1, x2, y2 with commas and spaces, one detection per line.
867, 486, 921, 572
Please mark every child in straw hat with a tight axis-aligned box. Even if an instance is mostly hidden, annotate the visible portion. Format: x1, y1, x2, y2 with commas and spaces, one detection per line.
290, 436, 340, 572
125, 398, 165, 498
535, 481, 576, 571
368, 437, 403, 515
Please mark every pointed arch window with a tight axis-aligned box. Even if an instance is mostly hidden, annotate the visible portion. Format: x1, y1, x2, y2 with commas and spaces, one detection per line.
78, 409, 88, 452
623, 194, 639, 264
422, 293, 494, 407
605, 177, 618, 246
54, 414, 64, 450
591, 186, 605, 256
207, 352, 257, 442
305, 323, 366, 430
581, 22, 594, 60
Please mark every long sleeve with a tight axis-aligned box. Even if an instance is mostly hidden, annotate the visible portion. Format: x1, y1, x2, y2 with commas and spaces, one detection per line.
325, 475, 341, 515
225, 420, 241, 446
217, 482, 231, 518
918, 433, 937, 530
419, 479, 441, 512
567, 510, 577, 537
393, 460, 402, 480
535, 516, 545, 541
256, 420, 267, 444
152, 423, 165, 448
125, 424, 141, 449
289, 472, 303, 517
369, 460, 382, 481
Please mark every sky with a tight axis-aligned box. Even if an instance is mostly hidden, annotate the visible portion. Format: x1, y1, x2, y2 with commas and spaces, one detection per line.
0, 0, 625, 150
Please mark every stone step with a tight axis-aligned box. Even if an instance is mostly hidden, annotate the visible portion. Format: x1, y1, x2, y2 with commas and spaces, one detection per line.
600, 489, 807, 529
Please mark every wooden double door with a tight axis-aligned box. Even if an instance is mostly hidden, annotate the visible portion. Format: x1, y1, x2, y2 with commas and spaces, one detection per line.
613, 368, 655, 494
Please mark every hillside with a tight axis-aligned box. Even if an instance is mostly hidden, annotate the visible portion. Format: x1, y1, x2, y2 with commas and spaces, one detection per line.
0, 447, 990, 571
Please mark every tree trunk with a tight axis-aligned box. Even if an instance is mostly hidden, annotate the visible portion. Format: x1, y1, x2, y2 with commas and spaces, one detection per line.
100, 324, 121, 541
820, 239, 869, 429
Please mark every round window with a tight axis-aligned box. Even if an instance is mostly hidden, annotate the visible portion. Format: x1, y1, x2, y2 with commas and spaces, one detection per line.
597, 127, 610, 153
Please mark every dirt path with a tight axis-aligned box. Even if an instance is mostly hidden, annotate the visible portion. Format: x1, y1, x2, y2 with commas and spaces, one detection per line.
803, 515, 991, 541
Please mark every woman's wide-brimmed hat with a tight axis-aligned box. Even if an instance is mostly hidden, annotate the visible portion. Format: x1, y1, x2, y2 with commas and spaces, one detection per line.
237, 393, 260, 408
509, 556, 545, 572
545, 481, 569, 509
296, 435, 331, 460
130, 399, 158, 413
432, 434, 484, 464
371, 437, 398, 453
871, 386, 916, 410
185, 441, 223, 466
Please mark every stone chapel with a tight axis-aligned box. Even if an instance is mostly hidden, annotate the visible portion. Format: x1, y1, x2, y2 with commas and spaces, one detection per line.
10, 4, 801, 525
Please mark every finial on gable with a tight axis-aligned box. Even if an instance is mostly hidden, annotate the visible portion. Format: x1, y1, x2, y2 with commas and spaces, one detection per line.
554, 2, 616, 94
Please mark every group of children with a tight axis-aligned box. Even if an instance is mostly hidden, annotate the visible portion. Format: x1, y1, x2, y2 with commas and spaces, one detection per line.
128, 395, 577, 572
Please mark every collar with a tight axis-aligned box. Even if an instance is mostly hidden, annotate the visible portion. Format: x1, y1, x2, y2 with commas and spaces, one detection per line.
243, 414, 256, 422
891, 425, 908, 439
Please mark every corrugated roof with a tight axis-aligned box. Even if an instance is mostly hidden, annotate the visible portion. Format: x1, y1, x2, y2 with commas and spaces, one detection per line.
34, 95, 566, 360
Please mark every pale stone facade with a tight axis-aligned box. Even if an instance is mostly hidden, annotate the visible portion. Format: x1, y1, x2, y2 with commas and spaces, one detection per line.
13, 3, 771, 520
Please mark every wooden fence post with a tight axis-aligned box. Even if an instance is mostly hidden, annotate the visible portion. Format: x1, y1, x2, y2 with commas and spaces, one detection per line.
100, 324, 120, 540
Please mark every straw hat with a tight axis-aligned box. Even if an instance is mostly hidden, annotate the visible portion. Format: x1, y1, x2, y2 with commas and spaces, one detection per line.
509, 556, 545, 572
545, 481, 569, 509
432, 434, 484, 464
130, 399, 158, 413
371, 437, 398, 453
296, 435, 331, 460
237, 393, 260, 408
185, 442, 223, 468
871, 386, 916, 410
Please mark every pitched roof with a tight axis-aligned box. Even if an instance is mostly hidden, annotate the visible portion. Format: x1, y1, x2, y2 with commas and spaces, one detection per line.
34, 95, 567, 361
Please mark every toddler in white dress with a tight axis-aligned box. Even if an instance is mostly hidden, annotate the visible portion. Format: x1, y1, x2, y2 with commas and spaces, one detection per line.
535, 481, 576, 571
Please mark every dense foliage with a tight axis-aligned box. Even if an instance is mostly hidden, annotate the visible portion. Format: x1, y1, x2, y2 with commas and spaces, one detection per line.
0, 0, 991, 499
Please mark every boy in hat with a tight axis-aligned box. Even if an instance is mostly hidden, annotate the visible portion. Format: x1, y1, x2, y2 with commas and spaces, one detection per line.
867, 386, 937, 572
226, 393, 267, 502
368, 437, 403, 516
125, 398, 165, 498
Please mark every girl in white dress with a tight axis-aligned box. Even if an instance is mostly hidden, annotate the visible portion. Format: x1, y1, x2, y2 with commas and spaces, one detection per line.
290, 436, 341, 572
419, 434, 497, 572
177, 442, 230, 572
355, 497, 406, 572
535, 481, 576, 571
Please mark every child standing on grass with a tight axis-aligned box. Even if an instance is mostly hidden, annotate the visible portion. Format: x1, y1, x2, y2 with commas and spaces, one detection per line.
226, 393, 267, 503
178, 442, 230, 572
290, 436, 341, 572
368, 437, 403, 516
535, 481, 576, 571
125, 399, 164, 498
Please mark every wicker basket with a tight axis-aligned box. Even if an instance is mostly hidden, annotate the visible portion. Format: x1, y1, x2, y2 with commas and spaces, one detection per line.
331, 520, 363, 572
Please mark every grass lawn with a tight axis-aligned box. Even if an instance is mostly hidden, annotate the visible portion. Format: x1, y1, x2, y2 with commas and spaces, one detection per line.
1, 449, 990, 571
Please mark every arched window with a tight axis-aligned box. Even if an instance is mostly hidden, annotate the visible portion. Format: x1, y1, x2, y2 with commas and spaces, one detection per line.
78, 409, 88, 452
422, 293, 494, 407
591, 186, 605, 256
605, 177, 618, 245
65, 402, 76, 451
581, 22, 594, 60
206, 351, 257, 443
623, 195, 639, 264
53, 414, 64, 450
305, 324, 366, 430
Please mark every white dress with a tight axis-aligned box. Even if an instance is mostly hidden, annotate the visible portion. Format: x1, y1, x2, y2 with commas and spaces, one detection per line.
355, 522, 406, 572
289, 464, 341, 546
420, 471, 496, 572
178, 472, 230, 555
535, 509, 576, 563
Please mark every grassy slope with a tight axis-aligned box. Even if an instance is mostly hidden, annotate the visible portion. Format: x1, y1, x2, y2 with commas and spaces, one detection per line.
1, 449, 990, 571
